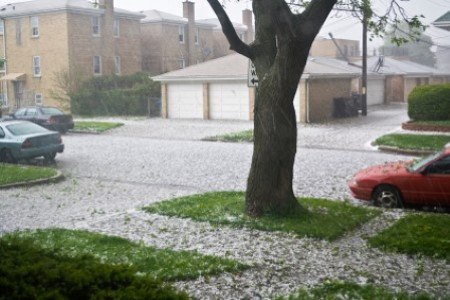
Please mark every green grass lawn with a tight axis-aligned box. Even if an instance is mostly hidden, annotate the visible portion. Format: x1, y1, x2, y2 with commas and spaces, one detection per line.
143, 192, 380, 241
73, 121, 124, 133
0, 164, 57, 186
374, 134, 450, 151
205, 130, 253, 142
282, 281, 434, 300
2, 228, 247, 281
368, 213, 450, 261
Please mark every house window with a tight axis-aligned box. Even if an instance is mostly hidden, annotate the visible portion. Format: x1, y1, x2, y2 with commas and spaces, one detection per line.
114, 56, 121, 75
179, 25, 185, 43
0, 60, 5, 71
32, 56, 41, 76
15, 19, 22, 45
194, 28, 199, 45
93, 55, 102, 75
114, 19, 120, 37
179, 59, 185, 69
34, 93, 43, 106
92, 16, 101, 36
0, 93, 6, 107
30, 16, 39, 37
0, 20, 4, 35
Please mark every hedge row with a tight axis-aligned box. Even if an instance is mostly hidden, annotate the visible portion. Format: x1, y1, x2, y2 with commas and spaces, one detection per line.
0, 238, 188, 299
408, 84, 450, 121
70, 72, 161, 117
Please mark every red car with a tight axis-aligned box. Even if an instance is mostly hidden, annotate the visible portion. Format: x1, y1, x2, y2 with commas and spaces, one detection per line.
349, 144, 450, 208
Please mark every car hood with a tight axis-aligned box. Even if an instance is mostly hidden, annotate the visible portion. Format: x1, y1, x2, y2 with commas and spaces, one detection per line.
355, 161, 412, 179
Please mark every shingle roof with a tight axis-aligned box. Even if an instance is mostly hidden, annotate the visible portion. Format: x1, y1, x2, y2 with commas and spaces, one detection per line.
198, 18, 247, 32
141, 10, 188, 24
152, 54, 363, 82
351, 56, 448, 76
0, 0, 143, 19
141, 10, 215, 28
434, 11, 450, 23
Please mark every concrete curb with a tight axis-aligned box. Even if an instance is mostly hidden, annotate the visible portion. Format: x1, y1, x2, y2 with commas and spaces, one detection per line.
0, 170, 65, 190
69, 129, 101, 135
377, 145, 435, 156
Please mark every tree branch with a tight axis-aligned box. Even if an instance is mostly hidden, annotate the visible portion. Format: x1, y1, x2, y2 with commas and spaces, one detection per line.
299, 0, 338, 38
207, 0, 254, 59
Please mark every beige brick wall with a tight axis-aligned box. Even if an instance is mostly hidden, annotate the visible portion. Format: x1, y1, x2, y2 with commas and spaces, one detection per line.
141, 22, 215, 75
308, 78, 352, 122
4, 13, 70, 109
310, 39, 359, 58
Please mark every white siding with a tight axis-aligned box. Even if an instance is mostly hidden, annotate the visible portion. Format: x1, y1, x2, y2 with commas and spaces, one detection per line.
167, 83, 203, 119
209, 82, 249, 120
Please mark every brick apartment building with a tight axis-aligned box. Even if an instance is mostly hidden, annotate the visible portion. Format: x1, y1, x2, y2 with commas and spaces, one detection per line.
0, 0, 143, 112
141, 1, 254, 75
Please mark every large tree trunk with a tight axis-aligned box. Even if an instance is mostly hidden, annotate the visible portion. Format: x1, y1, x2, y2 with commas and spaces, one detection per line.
246, 46, 309, 217
207, 0, 337, 217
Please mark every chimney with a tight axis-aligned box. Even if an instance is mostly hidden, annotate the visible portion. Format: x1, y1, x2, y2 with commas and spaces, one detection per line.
242, 9, 254, 43
99, 0, 115, 74
183, 1, 195, 66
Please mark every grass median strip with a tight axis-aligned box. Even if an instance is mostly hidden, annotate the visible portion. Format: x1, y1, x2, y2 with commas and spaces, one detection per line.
374, 134, 450, 151
0, 164, 57, 186
73, 121, 124, 133
1, 228, 248, 281
204, 130, 253, 143
143, 192, 380, 241
368, 213, 450, 261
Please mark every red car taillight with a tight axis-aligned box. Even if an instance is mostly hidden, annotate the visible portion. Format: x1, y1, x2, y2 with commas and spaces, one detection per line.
22, 139, 33, 149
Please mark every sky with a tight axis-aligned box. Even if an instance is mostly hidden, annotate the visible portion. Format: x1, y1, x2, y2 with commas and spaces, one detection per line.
1, 0, 449, 50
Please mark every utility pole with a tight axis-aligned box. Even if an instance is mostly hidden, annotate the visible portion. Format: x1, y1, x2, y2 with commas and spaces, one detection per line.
361, 0, 369, 116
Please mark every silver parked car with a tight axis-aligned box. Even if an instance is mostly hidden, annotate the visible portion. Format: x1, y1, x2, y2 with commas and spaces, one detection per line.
0, 120, 64, 163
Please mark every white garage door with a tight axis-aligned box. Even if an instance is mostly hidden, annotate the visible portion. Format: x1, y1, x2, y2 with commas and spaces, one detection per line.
167, 83, 203, 119
209, 82, 249, 120
367, 78, 385, 106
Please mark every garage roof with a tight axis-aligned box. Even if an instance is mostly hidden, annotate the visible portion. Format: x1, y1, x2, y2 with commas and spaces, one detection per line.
153, 54, 363, 82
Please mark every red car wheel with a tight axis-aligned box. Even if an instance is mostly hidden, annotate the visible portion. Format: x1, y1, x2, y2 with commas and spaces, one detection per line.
372, 185, 403, 208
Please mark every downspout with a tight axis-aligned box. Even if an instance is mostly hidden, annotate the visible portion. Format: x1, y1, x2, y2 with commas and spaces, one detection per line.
1, 17, 7, 110
306, 78, 310, 123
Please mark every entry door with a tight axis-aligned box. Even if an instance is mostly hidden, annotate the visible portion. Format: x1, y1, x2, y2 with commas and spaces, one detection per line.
13, 81, 24, 108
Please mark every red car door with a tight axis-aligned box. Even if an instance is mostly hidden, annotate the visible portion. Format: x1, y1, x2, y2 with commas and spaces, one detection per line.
422, 155, 450, 205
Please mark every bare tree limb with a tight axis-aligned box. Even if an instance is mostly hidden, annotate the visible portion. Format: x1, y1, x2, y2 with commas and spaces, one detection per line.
207, 0, 254, 59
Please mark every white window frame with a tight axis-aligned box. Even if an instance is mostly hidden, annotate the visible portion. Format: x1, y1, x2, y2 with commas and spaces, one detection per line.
178, 25, 185, 44
93, 55, 102, 75
32, 56, 41, 77
179, 59, 185, 69
114, 56, 121, 75
92, 16, 101, 36
114, 19, 120, 38
15, 19, 22, 45
30, 16, 39, 37
34, 93, 43, 106
194, 27, 199, 45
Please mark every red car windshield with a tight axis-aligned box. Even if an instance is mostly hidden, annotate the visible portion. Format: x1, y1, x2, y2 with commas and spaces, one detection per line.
6, 122, 49, 136
407, 151, 443, 173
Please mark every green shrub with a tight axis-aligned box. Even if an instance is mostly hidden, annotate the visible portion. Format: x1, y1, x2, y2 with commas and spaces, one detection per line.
0, 237, 188, 300
408, 84, 450, 121
70, 72, 161, 117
